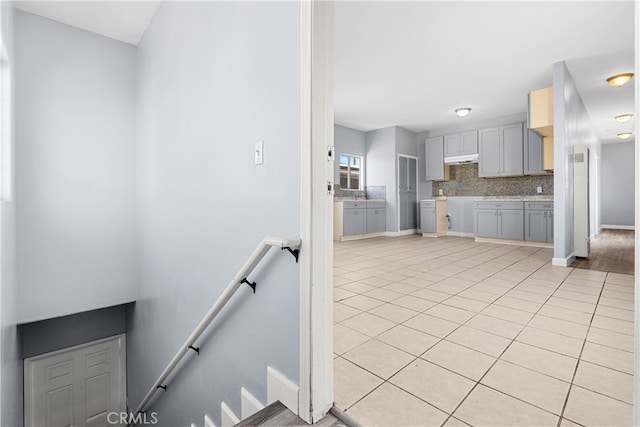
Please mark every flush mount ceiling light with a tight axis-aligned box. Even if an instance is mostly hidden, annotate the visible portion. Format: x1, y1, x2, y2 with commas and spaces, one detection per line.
614, 113, 634, 123
455, 107, 471, 117
606, 73, 634, 87
617, 132, 633, 139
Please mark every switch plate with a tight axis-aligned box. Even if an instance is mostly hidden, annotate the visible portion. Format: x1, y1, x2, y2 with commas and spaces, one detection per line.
537, 186, 542, 194
255, 140, 264, 165
438, 189, 443, 196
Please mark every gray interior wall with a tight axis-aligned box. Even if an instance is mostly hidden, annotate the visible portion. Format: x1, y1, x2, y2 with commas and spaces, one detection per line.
553, 62, 600, 261
15, 11, 137, 323
129, 2, 301, 425
0, 3, 22, 425
601, 142, 634, 227
395, 126, 418, 157
334, 124, 366, 184
20, 303, 131, 359
366, 127, 396, 231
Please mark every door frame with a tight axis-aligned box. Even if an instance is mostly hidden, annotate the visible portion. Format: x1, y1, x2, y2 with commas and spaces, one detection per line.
23, 334, 127, 427
396, 154, 419, 233
299, 1, 334, 423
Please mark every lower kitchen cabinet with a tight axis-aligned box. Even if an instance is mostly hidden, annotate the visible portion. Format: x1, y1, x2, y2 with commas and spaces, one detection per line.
334, 200, 386, 240
343, 207, 366, 235
420, 202, 436, 233
366, 201, 386, 233
524, 202, 553, 242
474, 201, 524, 240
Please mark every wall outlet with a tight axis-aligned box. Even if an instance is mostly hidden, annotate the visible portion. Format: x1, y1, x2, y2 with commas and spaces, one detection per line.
254, 139, 264, 165
438, 189, 443, 196
536, 186, 543, 194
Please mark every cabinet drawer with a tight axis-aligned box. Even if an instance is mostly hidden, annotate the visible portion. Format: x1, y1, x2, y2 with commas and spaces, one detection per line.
474, 201, 523, 210
344, 201, 365, 209
366, 200, 385, 209
420, 200, 436, 208
524, 202, 554, 211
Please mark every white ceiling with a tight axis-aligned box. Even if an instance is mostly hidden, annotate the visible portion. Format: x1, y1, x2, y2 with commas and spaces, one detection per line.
334, 1, 635, 144
14, 1, 160, 45
13, 1, 635, 144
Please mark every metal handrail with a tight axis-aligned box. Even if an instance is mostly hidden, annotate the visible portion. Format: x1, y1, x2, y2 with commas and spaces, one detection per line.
129, 236, 302, 423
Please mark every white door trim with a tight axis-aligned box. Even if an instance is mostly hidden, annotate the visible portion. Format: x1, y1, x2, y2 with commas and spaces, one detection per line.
633, 2, 639, 424
24, 334, 127, 427
299, 0, 334, 423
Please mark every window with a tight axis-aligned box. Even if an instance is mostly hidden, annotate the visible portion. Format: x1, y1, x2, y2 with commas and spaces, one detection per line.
339, 154, 362, 190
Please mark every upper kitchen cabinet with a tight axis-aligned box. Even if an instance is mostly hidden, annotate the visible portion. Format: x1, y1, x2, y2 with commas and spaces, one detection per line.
524, 129, 548, 175
424, 136, 450, 181
444, 131, 478, 157
528, 87, 554, 172
478, 123, 524, 177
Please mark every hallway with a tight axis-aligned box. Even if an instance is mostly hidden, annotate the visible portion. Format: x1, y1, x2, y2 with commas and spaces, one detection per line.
333, 235, 634, 426
572, 229, 634, 275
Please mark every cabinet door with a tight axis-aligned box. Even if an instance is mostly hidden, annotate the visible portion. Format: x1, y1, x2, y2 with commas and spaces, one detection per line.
398, 156, 408, 190
475, 209, 498, 238
478, 128, 501, 177
407, 191, 418, 229
399, 191, 409, 231
460, 131, 478, 155
366, 208, 386, 233
501, 123, 524, 176
343, 209, 366, 235
525, 210, 547, 242
421, 207, 436, 233
546, 211, 554, 242
524, 129, 545, 175
424, 137, 444, 180
444, 134, 461, 157
498, 209, 524, 240
408, 158, 417, 191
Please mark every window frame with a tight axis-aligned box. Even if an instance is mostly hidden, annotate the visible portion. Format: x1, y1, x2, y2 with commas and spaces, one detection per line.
338, 153, 363, 191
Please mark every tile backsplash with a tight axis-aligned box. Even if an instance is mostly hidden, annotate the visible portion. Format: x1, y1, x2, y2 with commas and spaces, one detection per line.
432, 163, 554, 197
334, 185, 386, 200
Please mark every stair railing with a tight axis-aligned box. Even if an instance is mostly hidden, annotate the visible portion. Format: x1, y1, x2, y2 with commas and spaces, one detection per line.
129, 236, 301, 423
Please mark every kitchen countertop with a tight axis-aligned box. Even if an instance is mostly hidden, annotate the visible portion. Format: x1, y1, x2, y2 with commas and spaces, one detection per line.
480, 195, 553, 201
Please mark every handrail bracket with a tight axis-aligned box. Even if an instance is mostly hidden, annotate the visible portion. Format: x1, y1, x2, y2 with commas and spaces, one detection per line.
241, 278, 257, 293
188, 345, 200, 355
282, 246, 300, 263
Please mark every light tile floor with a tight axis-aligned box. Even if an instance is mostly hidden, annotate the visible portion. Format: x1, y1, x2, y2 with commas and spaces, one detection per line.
333, 235, 634, 427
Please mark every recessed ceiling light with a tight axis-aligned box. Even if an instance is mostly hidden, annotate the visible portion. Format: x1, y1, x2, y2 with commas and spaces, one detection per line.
617, 132, 633, 139
614, 114, 634, 123
606, 73, 634, 87
455, 107, 471, 117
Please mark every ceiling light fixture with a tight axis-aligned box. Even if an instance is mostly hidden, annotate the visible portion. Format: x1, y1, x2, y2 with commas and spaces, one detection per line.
614, 114, 634, 123
455, 107, 471, 117
617, 132, 633, 140
606, 73, 634, 87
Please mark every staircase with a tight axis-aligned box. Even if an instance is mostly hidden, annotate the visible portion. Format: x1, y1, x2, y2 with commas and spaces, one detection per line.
235, 401, 347, 427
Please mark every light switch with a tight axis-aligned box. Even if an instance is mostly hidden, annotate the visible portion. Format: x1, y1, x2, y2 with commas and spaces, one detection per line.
255, 140, 264, 165
537, 186, 542, 194
438, 189, 443, 196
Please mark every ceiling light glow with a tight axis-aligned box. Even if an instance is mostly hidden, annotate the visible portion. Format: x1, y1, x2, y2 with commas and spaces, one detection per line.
617, 132, 633, 139
614, 114, 634, 123
455, 107, 471, 117
607, 73, 634, 87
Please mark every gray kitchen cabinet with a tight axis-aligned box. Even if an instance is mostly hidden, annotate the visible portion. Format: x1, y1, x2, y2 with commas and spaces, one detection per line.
478, 123, 524, 177
343, 201, 367, 236
524, 129, 547, 175
366, 201, 386, 233
444, 131, 478, 157
399, 157, 418, 230
424, 137, 445, 180
524, 202, 553, 242
420, 201, 436, 233
474, 201, 524, 240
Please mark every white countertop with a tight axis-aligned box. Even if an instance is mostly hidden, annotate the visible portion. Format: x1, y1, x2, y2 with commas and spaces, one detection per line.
481, 196, 554, 201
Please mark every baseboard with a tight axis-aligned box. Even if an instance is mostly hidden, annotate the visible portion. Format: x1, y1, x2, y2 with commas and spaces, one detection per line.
552, 253, 576, 267
204, 414, 216, 427
241, 387, 265, 419
221, 402, 240, 427
339, 232, 385, 241
383, 229, 419, 237
267, 366, 299, 416
601, 224, 635, 230
445, 231, 475, 238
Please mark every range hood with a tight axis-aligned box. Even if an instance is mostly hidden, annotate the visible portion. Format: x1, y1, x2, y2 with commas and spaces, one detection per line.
444, 153, 479, 164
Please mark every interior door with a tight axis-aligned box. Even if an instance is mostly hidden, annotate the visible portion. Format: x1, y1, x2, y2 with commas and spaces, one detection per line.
25, 335, 127, 427
407, 158, 418, 229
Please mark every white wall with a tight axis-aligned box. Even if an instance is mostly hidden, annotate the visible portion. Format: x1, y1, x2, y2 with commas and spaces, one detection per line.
334, 124, 366, 184
128, 2, 301, 425
15, 11, 137, 323
553, 61, 601, 264
0, 2, 21, 425
601, 142, 634, 227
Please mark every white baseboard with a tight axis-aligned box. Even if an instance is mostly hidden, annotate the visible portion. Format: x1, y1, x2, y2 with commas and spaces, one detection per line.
204, 414, 216, 427
552, 254, 576, 267
601, 224, 635, 230
220, 402, 240, 427
445, 231, 474, 238
267, 366, 299, 416
241, 387, 265, 419
383, 229, 419, 237
339, 232, 385, 241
